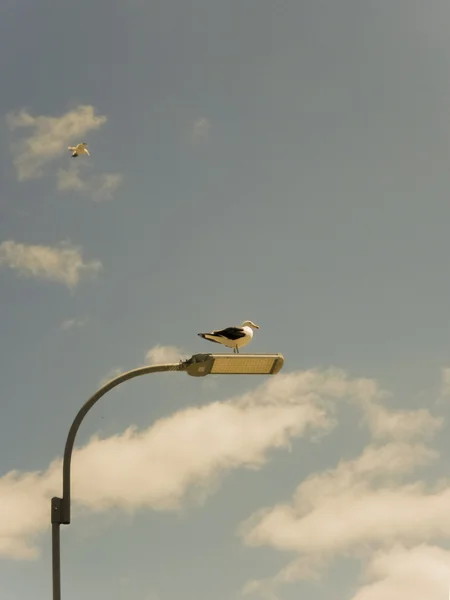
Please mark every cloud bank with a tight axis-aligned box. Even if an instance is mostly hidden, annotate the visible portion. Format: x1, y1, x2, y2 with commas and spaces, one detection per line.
0, 367, 359, 560
239, 373, 445, 599
0, 362, 446, 600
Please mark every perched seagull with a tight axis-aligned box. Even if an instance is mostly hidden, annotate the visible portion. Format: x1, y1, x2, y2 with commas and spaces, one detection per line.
68, 142, 90, 158
198, 320, 260, 354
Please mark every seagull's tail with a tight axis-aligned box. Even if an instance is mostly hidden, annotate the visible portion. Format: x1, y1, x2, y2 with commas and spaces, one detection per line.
198, 333, 221, 344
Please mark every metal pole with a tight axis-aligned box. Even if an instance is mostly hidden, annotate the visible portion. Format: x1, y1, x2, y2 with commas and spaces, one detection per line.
51, 362, 185, 599
51, 499, 62, 600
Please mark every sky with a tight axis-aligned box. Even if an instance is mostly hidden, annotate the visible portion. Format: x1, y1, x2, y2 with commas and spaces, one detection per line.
1, 1, 450, 599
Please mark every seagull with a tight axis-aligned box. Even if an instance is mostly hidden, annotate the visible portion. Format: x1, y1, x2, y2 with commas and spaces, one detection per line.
198, 320, 260, 353
68, 142, 90, 158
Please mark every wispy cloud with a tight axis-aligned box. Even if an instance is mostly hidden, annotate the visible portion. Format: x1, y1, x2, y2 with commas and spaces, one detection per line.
191, 117, 210, 142
7, 105, 107, 181
55, 166, 86, 192
0, 240, 102, 289
145, 345, 187, 365
57, 164, 123, 201
99, 367, 123, 387
60, 317, 88, 330
351, 545, 450, 600
362, 401, 441, 441
91, 173, 123, 200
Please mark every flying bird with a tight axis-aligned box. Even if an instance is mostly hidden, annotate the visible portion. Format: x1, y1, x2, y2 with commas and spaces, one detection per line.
68, 142, 90, 158
198, 320, 260, 353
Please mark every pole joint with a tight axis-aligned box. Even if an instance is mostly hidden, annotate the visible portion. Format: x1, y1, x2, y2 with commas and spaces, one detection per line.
51, 497, 63, 525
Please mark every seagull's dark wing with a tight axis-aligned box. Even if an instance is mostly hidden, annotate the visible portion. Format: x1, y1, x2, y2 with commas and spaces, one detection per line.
198, 333, 222, 343
212, 327, 246, 340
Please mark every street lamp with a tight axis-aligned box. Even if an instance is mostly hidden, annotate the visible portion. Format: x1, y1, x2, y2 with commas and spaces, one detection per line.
51, 352, 284, 600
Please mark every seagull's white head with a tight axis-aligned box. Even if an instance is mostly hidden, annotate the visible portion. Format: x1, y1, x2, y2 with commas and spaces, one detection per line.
242, 320, 259, 330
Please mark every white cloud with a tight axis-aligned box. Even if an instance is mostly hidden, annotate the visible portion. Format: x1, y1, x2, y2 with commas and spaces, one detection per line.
60, 317, 88, 330
362, 402, 442, 441
146, 345, 187, 365
192, 117, 210, 142
351, 545, 450, 600
57, 165, 123, 200
0, 368, 348, 559
7, 105, 106, 181
0, 470, 54, 559
239, 437, 450, 593
91, 173, 123, 200
241, 441, 439, 552
0, 240, 102, 289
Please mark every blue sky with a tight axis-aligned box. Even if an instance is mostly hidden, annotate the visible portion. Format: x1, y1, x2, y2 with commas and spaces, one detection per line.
2, 1, 450, 599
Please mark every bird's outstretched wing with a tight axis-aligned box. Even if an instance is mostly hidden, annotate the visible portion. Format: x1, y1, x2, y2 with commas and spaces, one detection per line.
84, 148, 90, 155
212, 327, 246, 340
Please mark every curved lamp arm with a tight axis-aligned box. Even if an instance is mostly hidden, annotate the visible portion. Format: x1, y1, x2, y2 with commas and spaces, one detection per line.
51, 362, 184, 600
52, 362, 183, 526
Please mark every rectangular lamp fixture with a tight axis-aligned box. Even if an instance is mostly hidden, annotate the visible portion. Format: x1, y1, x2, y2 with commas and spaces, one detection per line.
184, 354, 284, 377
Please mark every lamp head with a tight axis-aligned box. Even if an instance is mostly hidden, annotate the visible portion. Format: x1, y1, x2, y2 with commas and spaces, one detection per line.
183, 353, 284, 377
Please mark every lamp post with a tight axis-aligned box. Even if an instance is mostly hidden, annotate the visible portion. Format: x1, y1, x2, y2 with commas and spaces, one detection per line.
51, 353, 284, 600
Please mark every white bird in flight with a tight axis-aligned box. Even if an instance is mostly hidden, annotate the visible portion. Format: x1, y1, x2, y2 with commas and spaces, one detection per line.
198, 320, 260, 353
68, 142, 90, 158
